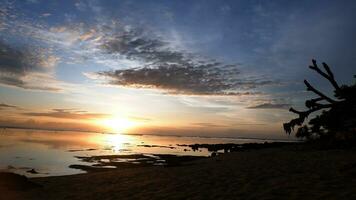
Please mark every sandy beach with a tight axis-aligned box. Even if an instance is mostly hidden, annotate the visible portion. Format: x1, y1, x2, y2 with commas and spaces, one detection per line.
1, 144, 355, 200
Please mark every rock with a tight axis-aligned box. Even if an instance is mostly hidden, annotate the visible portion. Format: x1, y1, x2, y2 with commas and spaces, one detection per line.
26, 169, 39, 174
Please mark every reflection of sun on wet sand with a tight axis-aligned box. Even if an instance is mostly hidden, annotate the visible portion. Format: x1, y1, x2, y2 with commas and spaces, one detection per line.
1, 143, 355, 200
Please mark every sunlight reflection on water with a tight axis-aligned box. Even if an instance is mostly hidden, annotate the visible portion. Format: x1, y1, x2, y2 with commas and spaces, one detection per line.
0, 128, 276, 177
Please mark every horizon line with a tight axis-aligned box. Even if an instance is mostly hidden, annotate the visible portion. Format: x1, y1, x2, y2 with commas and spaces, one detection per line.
0, 126, 297, 142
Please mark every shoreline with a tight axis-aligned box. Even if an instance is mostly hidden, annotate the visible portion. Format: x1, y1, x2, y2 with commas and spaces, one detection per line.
1, 142, 355, 199
1, 127, 296, 143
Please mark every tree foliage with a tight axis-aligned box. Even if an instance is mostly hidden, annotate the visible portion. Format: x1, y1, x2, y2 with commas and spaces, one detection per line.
283, 60, 356, 141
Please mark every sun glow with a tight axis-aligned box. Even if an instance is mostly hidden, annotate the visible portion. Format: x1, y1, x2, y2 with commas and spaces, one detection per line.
104, 133, 132, 152
94, 117, 138, 133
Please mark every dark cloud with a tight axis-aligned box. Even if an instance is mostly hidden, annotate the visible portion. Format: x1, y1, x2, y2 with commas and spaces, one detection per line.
0, 118, 103, 133
190, 122, 228, 128
100, 30, 172, 62
22, 109, 109, 119
91, 27, 276, 95
96, 64, 275, 95
97, 63, 242, 95
0, 103, 18, 110
0, 41, 42, 71
0, 41, 59, 91
247, 103, 290, 109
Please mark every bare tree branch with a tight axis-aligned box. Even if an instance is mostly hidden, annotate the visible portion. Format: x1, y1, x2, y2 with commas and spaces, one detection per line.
322, 62, 341, 91
283, 59, 355, 137
289, 107, 302, 115
309, 59, 330, 79
304, 80, 336, 103
308, 59, 341, 91
305, 97, 324, 108
284, 103, 333, 134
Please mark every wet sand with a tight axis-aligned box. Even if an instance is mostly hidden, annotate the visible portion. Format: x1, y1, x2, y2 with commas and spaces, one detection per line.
1, 144, 355, 200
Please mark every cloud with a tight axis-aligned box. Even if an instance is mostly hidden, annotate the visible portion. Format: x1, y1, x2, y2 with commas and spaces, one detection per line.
93, 65, 275, 95
41, 13, 51, 17
190, 122, 228, 128
247, 103, 290, 109
22, 109, 109, 120
95, 64, 239, 95
1, 2, 276, 95
75, 1, 88, 11
26, 0, 39, 3
86, 26, 276, 95
0, 118, 103, 133
0, 103, 18, 110
99, 28, 180, 63
0, 41, 60, 91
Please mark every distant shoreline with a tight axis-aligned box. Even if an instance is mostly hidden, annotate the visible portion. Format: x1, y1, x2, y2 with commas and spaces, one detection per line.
0, 126, 297, 142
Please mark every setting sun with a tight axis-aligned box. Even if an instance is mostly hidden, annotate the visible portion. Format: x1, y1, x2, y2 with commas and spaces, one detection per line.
1, 1, 355, 199
94, 117, 138, 133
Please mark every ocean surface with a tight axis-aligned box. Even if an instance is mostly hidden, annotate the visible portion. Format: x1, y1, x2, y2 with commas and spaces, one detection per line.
0, 128, 286, 177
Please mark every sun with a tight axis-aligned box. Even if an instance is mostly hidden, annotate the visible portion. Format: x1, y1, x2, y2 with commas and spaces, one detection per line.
94, 117, 137, 133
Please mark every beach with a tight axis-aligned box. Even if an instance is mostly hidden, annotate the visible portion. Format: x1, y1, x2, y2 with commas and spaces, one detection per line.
1, 144, 355, 200
1, 0, 356, 199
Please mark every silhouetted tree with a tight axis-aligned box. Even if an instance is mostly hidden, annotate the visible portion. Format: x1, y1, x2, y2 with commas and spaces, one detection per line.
283, 60, 356, 141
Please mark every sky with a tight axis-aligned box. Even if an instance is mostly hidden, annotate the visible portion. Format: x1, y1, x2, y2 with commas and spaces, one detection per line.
0, 0, 355, 139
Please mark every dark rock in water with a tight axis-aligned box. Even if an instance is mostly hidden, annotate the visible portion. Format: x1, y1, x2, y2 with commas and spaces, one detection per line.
68, 148, 98, 152
137, 144, 176, 149
0, 172, 40, 190
71, 154, 206, 172
26, 169, 39, 174
183, 142, 296, 153
7, 165, 16, 169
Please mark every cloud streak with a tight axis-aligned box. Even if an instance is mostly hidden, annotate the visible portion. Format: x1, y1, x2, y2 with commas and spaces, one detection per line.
0, 103, 19, 110
22, 109, 109, 120
247, 103, 290, 109
190, 122, 228, 128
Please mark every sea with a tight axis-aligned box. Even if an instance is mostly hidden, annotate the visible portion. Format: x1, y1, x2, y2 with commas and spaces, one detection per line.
0, 128, 290, 177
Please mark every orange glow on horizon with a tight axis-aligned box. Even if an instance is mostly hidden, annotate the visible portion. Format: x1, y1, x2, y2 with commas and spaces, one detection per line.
93, 116, 139, 134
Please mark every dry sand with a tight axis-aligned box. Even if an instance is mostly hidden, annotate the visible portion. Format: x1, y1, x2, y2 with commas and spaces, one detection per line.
1, 145, 355, 200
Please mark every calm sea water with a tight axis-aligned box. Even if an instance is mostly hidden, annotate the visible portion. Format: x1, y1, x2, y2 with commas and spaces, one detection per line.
0, 128, 282, 177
